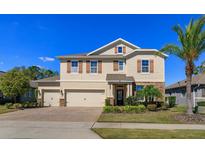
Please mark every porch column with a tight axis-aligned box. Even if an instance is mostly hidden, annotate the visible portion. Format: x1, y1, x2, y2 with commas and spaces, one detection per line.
130, 84, 133, 96
127, 84, 130, 97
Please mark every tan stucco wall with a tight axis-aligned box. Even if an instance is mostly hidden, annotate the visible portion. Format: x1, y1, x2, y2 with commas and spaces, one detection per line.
60, 59, 126, 81
60, 53, 165, 82
126, 54, 165, 82
100, 44, 134, 55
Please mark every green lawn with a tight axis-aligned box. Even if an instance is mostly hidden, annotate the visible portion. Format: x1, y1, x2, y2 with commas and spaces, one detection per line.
93, 128, 205, 139
98, 105, 187, 124
0, 105, 18, 114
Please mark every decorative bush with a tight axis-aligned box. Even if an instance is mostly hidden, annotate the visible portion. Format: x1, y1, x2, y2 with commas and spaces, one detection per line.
103, 106, 114, 113
105, 98, 112, 106
125, 96, 141, 106
103, 105, 146, 113
166, 96, 176, 108
13, 103, 22, 109
22, 102, 29, 108
197, 101, 205, 106
147, 104, 157, 111
161, 105, 168, 110
193, 106, 199, 114
5, 103, 13, 109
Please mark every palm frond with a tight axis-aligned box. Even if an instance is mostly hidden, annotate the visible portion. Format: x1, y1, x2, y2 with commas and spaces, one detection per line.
172, 25, 186, 49
160, 44, 183, 58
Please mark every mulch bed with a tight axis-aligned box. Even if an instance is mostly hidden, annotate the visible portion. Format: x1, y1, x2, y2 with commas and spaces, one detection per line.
175, 114, 205, 124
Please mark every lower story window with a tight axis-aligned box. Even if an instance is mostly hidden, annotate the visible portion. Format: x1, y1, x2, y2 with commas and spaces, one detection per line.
136, 85, 144, 91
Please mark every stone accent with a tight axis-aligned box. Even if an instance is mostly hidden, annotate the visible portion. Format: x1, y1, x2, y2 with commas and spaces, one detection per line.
107, 97, 115, 106
59, 99, 66, 107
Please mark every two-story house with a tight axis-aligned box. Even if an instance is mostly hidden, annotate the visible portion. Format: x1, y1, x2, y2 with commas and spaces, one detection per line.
34, 38, 167, 107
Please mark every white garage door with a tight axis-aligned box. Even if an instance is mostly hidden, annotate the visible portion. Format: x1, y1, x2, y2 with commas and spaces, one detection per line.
66, 90, 105, 107
44, 92, 60, 106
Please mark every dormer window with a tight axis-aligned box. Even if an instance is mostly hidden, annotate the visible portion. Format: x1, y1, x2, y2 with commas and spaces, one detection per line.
117, 46, 123, 54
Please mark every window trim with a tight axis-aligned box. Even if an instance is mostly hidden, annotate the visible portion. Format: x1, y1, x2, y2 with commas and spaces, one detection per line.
71, 60, 79, 74
118, 60, 124, 71
141, 59, 150, 74
90, 60, 98, 74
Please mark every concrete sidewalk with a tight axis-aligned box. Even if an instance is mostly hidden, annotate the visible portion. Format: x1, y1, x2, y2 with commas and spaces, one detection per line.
93, 122, 205, 130
0, 121, 101, 139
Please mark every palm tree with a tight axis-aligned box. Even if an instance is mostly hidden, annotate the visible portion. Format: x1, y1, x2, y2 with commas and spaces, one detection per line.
161, 16, 205, 115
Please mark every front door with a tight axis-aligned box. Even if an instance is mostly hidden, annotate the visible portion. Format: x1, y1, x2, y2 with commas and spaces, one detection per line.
117, 89, 124, 105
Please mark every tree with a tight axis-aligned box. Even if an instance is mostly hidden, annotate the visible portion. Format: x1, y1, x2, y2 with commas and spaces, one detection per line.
194, 61, 205, 74
0, 69, 29, 103
161, 16, 205, 115
137, 85, 162, 103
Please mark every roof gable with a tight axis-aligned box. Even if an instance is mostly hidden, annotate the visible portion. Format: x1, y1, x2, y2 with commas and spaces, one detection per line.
87, 38, 140, 55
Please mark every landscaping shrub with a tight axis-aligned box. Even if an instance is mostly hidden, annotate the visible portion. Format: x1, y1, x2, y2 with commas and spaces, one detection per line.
197, 101, 205, 106
5, 103, 13, 109
166, 96, 176, 108
125, 96, 141, 106
103, 105, 146, 113
105, 98, 112, 106
13, 103, 22, 109
103, 106, 114, 113
193, 106, 199, 114
22, 102, 29, 108
156, 101, 164, 108
161, 105, 168, 110
113, 106, 122, 113
147, 104, 157, 111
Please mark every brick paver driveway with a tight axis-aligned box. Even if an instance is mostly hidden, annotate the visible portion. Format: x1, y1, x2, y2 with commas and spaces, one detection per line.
0, 107, 102, 122
0, 107, 102, 139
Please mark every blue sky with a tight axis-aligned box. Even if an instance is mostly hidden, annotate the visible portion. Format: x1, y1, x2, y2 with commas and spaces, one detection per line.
0, 14, 204, 85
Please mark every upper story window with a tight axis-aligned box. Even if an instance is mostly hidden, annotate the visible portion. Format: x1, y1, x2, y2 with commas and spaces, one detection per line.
118, 46, 123, 54
90, 61, 98, 73
118, 60, 124, 71
71, 60, 78, 73
141, 60, 149, 73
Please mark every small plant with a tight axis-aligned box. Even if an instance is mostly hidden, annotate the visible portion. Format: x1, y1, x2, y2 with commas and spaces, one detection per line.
147, 104, 157, 111
197, 101, 205, 106
103, 106, 114, 113
5, 103, 13, 109
13, 103, 22, 109
193, 106, 198, 114
113, 106, 122, 113
166, 96, 176, 108
161, 105, 168, 110
105, 98, 112, 106
22, 102, 29, 108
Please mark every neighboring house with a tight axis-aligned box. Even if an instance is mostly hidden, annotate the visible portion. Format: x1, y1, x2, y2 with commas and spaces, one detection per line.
0, 71, 5, 101
166, 73, 205, 105
34, 38, 167, 107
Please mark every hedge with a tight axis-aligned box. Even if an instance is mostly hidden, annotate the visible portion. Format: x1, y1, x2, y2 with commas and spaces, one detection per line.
103, 105, 146, 113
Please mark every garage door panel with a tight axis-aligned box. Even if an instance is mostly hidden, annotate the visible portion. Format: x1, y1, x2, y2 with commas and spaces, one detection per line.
44, 92, 60, 106
66, 90, 105, 107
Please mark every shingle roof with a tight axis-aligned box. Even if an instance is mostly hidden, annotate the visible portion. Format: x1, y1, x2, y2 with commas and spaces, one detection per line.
106, 74, 135, 83
57, 55, 125, 60
33, 76, 60, 83
166, 73, 205, 90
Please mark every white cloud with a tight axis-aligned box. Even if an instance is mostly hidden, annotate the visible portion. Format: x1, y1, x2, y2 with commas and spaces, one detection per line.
39, 57, 55, 62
